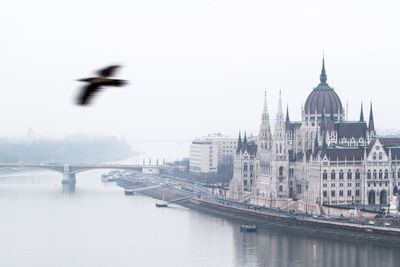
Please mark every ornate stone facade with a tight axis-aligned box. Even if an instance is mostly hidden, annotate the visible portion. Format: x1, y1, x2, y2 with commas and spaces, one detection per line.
229, 58, 400, 211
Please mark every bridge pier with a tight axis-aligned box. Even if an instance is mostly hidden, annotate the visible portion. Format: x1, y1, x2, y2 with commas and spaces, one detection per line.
62, 173, 76, 185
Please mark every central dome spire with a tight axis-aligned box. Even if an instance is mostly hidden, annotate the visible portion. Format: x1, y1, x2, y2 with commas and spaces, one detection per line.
320, 56, 327, 85
304, 57, 344, 119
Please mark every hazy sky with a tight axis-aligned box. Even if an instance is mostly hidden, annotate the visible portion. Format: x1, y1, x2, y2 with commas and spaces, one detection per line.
1, 0, 400, 141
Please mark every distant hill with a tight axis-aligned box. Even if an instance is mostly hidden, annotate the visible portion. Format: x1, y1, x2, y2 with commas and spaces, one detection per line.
0, 134, 135, 163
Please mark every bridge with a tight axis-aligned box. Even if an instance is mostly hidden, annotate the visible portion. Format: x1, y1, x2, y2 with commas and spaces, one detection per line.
0, 163, 170, 185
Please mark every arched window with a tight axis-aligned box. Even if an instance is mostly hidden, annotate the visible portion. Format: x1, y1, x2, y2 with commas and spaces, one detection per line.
379, 153, 383, 160
339, 170, 344, 180
347, 170, 352, 180
323, 170, 328, 180
373, 169, 377, 179
331, 170, 336, 180
356, 169, 360, 179
243, 163, 248, 172
250, 164, 254, 172
279, 166, 284, 176
379, 169, 383, 179
373, 152, 377, 160
385, 169, 389, 179
367, 169, 371, 179
279, 143, 283, 154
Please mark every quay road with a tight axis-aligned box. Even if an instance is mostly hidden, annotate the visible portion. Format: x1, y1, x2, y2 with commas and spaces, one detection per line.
129, 173, 400, 233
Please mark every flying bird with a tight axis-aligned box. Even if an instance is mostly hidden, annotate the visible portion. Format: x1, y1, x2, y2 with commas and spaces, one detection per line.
76, 65, 128, 105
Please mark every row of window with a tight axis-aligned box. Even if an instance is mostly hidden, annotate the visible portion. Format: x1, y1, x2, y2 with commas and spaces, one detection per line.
323, 189, 361, 198
323, 182, 361, 188
322, 169, 360, 180
368, 182, 388, 187
243, 163, 254, 172
367, 169, 389, 179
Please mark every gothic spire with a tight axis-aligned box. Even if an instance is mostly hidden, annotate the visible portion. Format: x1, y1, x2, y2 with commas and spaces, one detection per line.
236, 131, 242, 153
320, 55, 327, 85
320, 98, 326, 134
243, 131, 247, 144
263, 91, 268, 115
322, 132, 328, 148
360, 102, 364, 122
277, 90, 283, 116
313, 130, 319, 153
258, 91, 271, 151
368, 102, 375, 131
286, 105, 290, 122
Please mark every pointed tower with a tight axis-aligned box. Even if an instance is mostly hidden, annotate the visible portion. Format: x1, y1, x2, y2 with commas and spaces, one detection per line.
360, 103, 364, 122
272, 90, 288, 198
313, 123, 319, 155
236, 131, 242, 154
274, 90, 285, 151
368, 102, 376, 140
285, 105, 290, 129
320, 56, 327, 85
257, 92, 273, 199
258, 91, 272, 151
368, 103, 375, 131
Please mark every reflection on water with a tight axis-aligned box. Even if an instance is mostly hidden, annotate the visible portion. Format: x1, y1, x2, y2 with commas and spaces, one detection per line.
1, 170, 400, 267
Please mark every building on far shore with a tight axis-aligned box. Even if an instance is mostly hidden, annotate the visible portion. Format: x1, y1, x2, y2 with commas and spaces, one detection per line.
189, 133, 240, 174
229, 57, 400, 214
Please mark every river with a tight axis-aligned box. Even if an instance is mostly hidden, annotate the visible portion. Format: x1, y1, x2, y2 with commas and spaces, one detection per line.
1, 169, 400, 267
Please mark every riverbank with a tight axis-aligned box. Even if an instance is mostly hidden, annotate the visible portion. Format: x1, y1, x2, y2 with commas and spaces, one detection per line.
115, 177, 400, 247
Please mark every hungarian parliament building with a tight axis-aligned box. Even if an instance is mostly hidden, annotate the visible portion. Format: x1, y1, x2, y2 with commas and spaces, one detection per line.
228, 58, 400, 211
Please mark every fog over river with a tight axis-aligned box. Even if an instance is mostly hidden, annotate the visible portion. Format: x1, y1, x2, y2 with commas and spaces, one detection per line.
1, 143, 400, 267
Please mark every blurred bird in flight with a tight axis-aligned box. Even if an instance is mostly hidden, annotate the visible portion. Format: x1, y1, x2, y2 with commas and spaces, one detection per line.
76, 65, 128, 106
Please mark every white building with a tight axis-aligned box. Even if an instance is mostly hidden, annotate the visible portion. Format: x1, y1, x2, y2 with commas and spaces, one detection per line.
190, 134, 238, 173
229, 58, 400, 212
189, 140, 218, 173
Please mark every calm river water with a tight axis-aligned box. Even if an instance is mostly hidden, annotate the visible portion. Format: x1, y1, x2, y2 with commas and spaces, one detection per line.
1, 169, 400, 267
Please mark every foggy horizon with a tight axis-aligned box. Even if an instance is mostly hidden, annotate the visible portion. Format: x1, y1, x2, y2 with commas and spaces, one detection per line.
1, 0, 400, 141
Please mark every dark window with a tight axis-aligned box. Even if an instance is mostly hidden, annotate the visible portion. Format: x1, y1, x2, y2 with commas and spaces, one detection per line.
347, 190, 352, 196
244, 163, 248, 172
347, 170, 352, 180
379, 170, 383, 179
339, 190, 344, 197
279, 185, 283, 192
331, 191, 336, 197
250, 165, 254, 172
356, 190, 360, 196
367, 170, 371, 179
279, 167, 284, 176
385, 170, 389, 179
323, 191, 327, 197
323, 170, 328, 180
339, 170, 344, 180
331, 170, 336, 180
373, 170, 377, 179
356, 169, 360, 179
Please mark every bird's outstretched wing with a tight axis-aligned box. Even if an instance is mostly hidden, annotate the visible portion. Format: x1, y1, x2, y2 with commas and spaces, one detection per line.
97, 65, 121, 77
77, 83, 101, 105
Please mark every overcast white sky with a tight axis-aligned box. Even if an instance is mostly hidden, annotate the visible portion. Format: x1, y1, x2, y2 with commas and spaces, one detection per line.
1, 0, 400, 141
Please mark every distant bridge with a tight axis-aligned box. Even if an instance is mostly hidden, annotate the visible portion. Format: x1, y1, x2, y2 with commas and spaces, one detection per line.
0, 163, 171, 185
